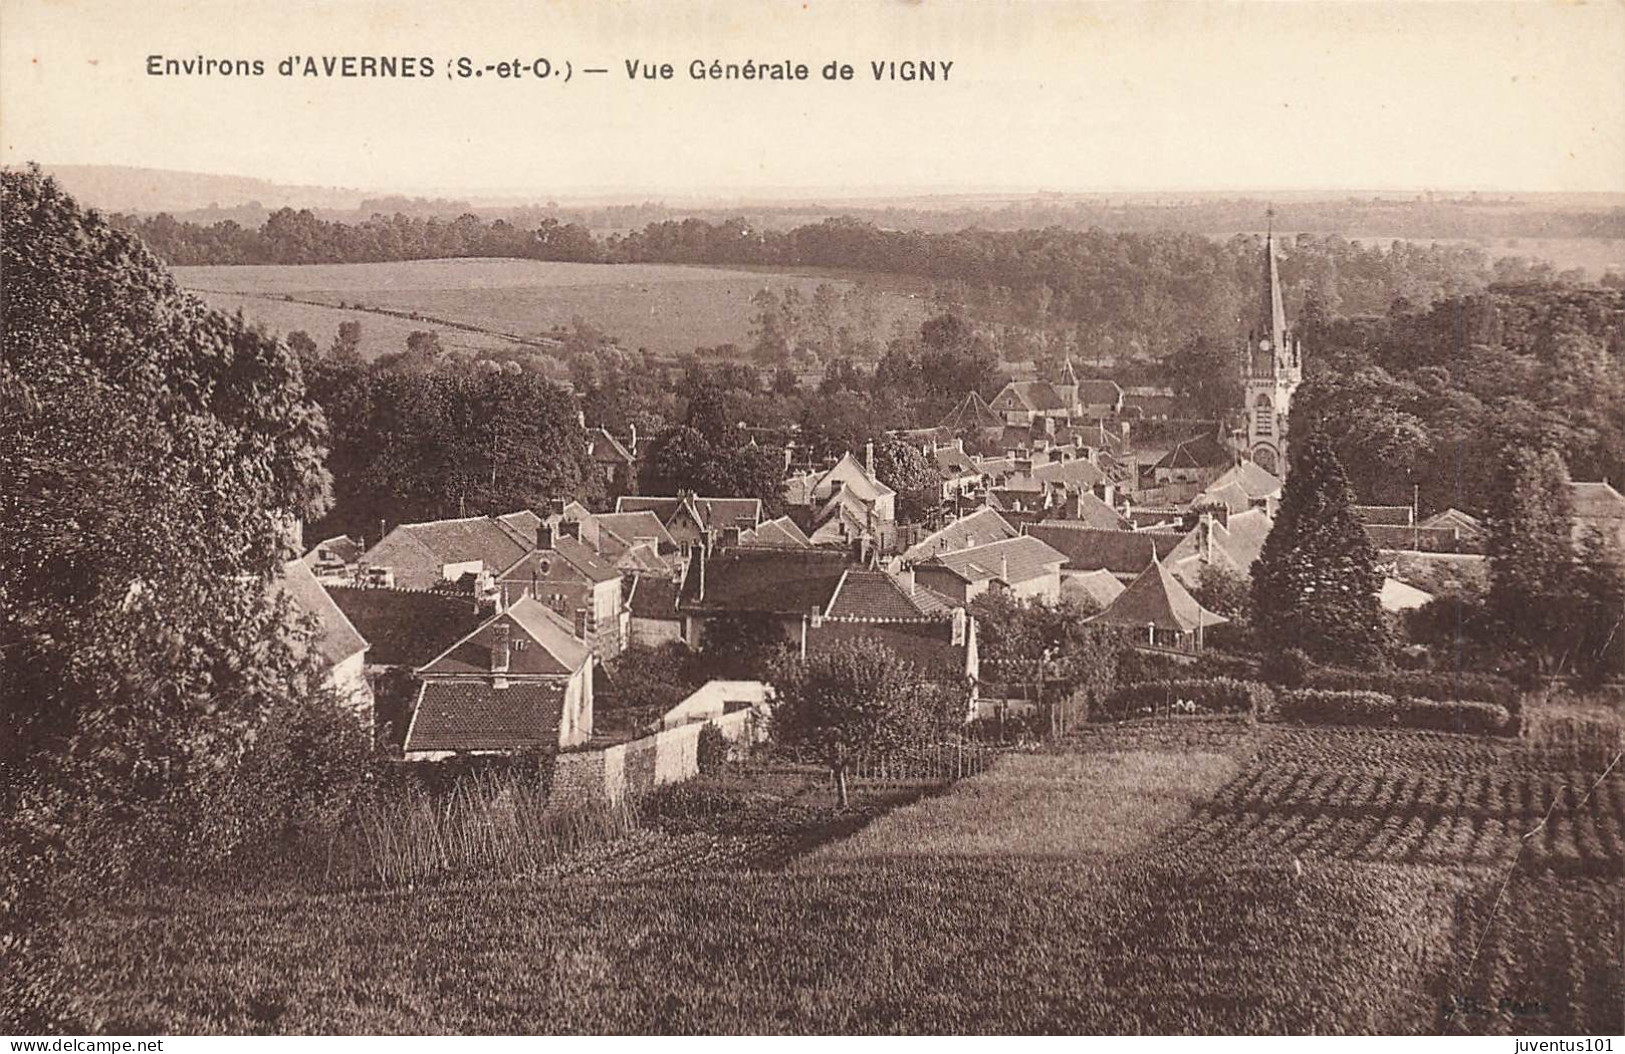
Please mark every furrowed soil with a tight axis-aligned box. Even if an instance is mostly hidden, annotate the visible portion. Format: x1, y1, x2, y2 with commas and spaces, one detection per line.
60, 718, 1623, 1034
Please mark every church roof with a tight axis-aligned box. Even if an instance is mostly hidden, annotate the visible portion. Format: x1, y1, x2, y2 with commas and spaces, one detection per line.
939, 391, 1005, 431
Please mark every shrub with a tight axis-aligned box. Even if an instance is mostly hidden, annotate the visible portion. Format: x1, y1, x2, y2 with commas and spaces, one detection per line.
1260, 648, 1313, 688
1301, 667, 1521, 725
1275, 688, 1513, 736
696, 721, 730, 775
1100, 678, 1275, 722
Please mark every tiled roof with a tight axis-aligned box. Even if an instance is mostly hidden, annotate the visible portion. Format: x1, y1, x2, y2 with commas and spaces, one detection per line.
1022, 522, 1192, 577
1205, 461, 1282, 501
933, 445, 980, 478
1061, 568, 1126, 610
1213, 508, 1272, 572
1195, 480, 1253, 515
992, 380, 1068, 413
273, 559, 368, 666
388, 511, 537, 570
303, 534, 364, 566
825, 570, 942, 620
803, 621, 968, 683
615, 495, 762, 532
1032, 458, 1108, 489
741, 516, 813, 548
923, 535, 1067, 586
1153, 433, 1232, 471
328, 586, 481, 667
1352, 505, 1415, 527
627, 574, 682, 620
418, 597, 590, 677
593, 511, 678, 552
1046, 492, 1131, 531
679, 548, 855, 616
614, 542, 672, 575
939, 391, 1005, 431
499, 534, 621, 585
404, 680, 564, 754
1571, 482, 1625, 521
1365, 524, 1480, 554
1419, 508, 1484, 535
1076, 379, 1123, 406
899, 508, 1018, 565
586, 428, 634, 464
1088, 558, 1227, 634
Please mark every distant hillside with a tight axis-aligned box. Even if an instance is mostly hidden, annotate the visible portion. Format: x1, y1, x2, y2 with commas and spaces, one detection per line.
18, 164, 370, 215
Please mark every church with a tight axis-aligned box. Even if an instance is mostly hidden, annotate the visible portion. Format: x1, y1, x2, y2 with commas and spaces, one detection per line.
1242, 220, 1304, 477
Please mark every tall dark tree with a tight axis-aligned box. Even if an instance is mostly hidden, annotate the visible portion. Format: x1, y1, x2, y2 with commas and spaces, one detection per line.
1485, 447, 1578, 678
1251, 431, 1389, 666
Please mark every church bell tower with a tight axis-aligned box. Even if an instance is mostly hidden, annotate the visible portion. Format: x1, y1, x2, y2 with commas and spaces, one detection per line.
1242, 214, 1302, 477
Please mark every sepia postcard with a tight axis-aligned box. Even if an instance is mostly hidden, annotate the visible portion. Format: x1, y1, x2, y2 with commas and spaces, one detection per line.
2, 0, 1623, 1042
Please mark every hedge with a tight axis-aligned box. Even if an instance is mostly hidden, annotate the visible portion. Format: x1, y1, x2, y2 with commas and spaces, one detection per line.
1300, 667, 1519, 711
1275, 688, 1513, 737
1101, 678, 1275, 720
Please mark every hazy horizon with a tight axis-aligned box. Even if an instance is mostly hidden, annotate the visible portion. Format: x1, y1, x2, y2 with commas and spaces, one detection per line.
5, 1, 1624, 199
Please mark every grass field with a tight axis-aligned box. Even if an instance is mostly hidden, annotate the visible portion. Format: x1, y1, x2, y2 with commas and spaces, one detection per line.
58, 718, 1622, 1034
174, 259, 931, 361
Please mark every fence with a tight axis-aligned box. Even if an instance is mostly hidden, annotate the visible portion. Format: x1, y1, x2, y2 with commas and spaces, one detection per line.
845, 740, 997, 785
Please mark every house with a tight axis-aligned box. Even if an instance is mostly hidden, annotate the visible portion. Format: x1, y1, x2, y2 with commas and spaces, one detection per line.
988, 380, 1073, 427
1031, 457, 1113, 505
1086, 556, 1227, 652
1197, 461, 1282, 511
783, 446, 898, 543
800, 611, 980, 720
1076, 378, 1125, 419
676, 548, 857, 648
404, 596, 594, 760
1060, 568, 1126, 611
302, 534, 364, 583
914, 535, 1067, 604
626, 573, 683, 648
1148, 432, 1234, 491
896, 507, 1019, 567
615, 494, 763, 553
585, 427, 637, 499
932, 439, 984, 501
1022, 522, 1192, 583
496, 521, 626, 657
273, 558, 372, 719
1418, 507, 1486, 545
1044, 490, 1132, 531
328, 585, 481, 669
738, 515, 814, 548
1571, 481, 1625, 550
359, 510, 539, 590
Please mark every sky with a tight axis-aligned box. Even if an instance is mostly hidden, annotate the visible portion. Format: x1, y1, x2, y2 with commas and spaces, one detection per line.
3, 0, 1623, 198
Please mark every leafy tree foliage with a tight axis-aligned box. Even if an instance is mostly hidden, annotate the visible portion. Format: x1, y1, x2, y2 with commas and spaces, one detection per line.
770, 638, 955, 806
1251, 431, 1389, 666
873, 440, 945, 524
1164, 334, 1243, 421
969, 592, 1119, 734
1, 168, 352, 1028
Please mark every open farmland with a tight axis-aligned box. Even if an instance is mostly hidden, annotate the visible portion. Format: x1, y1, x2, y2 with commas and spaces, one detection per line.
173, 258, 931, 361
58, 719, 1622, 1034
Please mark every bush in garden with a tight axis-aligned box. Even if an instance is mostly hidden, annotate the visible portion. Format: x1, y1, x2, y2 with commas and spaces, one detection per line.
1101, 678, 1275, 721
696, 721, 730, 775
1301, 667, 1522, 724
1260, 648, 1313, 688
1274, 688, 1513, 736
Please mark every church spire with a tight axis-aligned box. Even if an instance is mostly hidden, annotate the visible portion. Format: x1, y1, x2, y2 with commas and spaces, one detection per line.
1260, 208, 1288, 356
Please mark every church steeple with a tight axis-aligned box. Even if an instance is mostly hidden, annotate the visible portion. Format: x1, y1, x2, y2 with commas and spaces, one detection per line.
1259, 211, 1288, 357
1241, 208, 1303, 480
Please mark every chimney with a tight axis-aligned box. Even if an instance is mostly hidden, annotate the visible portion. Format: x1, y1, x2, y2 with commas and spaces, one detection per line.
865, 440, 875, 477
951, 606, 966, 646
573, 606, 592, 644
904, 566, 917, 596
809, 603, 824, 630
491, 620, 511, 682
536, 523, 554, 551
1199, 511, 1215, 562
